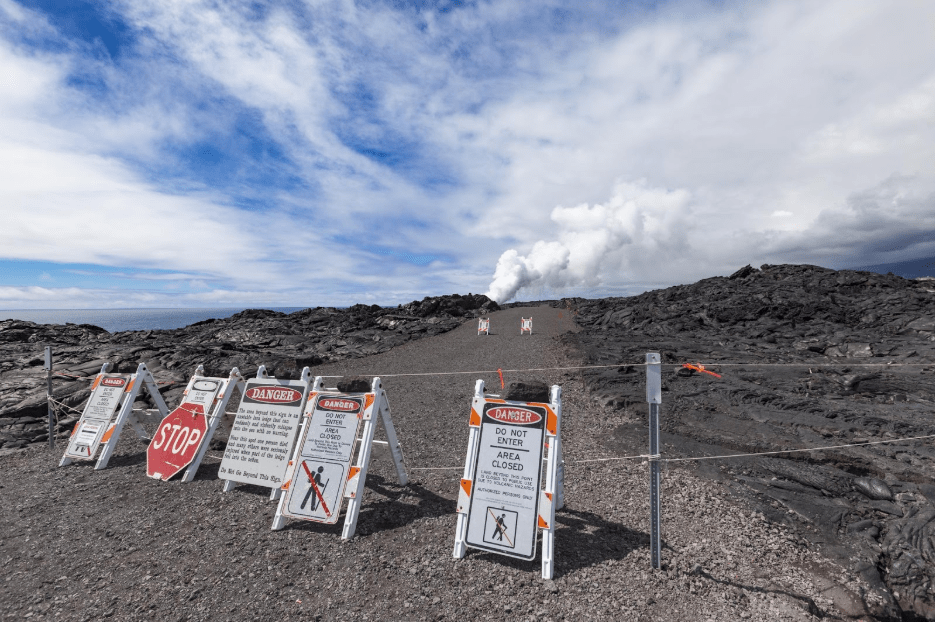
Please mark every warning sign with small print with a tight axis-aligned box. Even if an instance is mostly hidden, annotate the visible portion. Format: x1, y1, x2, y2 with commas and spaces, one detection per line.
218, 379, 308, 488
465, 401, 546, 560
63, 374, 128, 460
281, 394, 365, 523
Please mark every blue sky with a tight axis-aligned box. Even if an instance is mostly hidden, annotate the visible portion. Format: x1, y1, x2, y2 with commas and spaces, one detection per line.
1, 0, 933, 308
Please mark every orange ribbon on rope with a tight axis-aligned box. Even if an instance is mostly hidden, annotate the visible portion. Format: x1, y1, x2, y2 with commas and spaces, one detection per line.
682, 363, 721, 379
497, 368, 505, 390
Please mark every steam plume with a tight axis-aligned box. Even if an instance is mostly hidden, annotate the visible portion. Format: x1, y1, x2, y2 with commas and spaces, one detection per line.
485, 180, 690, 302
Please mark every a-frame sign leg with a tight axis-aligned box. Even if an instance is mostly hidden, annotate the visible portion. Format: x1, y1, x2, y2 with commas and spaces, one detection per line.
540, 385, 562, 579
341, 377, 384, 541
378, 393, 408, 486
453, 379, 485, 559
182, 367, 245, 483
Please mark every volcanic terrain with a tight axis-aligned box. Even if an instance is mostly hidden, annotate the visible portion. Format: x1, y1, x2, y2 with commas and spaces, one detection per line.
1, 265, 934, 621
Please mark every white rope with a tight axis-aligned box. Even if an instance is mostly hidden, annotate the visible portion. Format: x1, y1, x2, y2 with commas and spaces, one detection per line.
660, 433, 935, 462
315, 360, 932, 380
404, 434, 935, 470
47, 396, 84, 417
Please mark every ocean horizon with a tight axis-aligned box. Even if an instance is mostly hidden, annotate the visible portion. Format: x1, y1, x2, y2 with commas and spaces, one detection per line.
0, 307, 307, 333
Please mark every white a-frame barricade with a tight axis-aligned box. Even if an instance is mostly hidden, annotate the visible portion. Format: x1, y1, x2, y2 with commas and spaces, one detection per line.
453, 380, 564, 579
272, 377, 408, 539
60, 362, 169, 470
218, 366, 311, 500
146, 365, 246, 482
478, 318, 490, 335
521, 317, 533, 334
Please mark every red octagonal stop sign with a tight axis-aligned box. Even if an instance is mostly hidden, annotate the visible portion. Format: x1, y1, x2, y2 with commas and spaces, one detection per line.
147, 403, 208, 481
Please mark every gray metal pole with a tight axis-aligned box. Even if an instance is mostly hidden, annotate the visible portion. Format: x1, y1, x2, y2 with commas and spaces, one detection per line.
646, 352, 662, 569
45, 346, 54, 449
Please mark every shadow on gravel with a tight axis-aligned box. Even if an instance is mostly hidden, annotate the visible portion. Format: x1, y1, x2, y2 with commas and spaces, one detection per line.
107, 450, 148, 469
277, 474, 457, 536
459, 507, 648, 577
552, 507, 648, 576
189, 461, 221, 481
355, 475, 457, 535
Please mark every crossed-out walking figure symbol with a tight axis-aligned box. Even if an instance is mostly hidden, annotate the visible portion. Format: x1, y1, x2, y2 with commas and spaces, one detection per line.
493, 513, 508, 541
301, 465, 328, 511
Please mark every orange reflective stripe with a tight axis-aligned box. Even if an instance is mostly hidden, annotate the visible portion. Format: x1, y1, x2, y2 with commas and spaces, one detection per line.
100, 424, 115, 444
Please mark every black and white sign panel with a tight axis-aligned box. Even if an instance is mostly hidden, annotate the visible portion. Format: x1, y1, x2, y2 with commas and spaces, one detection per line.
63, 375, 128, 460
185, 379, 222, 411
466, 402, 546, 560
282, 395, 365, 524
218, 379, 308, 488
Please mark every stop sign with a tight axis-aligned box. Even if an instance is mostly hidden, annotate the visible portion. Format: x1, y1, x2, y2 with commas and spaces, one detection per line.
147, 403, 208, 481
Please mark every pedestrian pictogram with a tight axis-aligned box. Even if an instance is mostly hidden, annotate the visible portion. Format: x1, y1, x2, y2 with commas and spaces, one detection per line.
484, 508, 517, 548
273, 376, 408, 539
147, 366, 244, 482
453, 379, 564, 578
299, 462, 330, 515
60, 363, 169, 471
478, 318, 490, 335
219, 366, 311, 501
521, 317, 532, 334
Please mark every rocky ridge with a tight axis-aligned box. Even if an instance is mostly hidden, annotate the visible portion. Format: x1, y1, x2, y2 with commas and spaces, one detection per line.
558, 264, 935, 620
0, 293, 498, 451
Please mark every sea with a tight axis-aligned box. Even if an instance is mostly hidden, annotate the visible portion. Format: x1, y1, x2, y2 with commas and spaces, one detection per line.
0, 308, 306, 333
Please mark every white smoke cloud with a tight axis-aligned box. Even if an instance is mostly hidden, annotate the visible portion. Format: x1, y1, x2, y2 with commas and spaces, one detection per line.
486, 180, 691, 302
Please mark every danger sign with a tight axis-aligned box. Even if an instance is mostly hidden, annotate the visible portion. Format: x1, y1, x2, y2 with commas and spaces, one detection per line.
63, 374, 128, 461
465, 402, 546, 560
219, 378, 308, 489
281, 394, 364, 524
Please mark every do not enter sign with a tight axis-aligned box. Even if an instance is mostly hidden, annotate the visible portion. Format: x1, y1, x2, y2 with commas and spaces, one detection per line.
147, 404, 208, 481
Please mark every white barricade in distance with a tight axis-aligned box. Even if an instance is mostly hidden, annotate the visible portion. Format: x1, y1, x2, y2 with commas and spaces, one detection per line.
453, 380, 563, 579
60, 362, 170, 470
219, 366, 311, 500
272, 376, 408, 539
146, 365, 245, 482
478, 318, 490, 335
521, 317, 532, 334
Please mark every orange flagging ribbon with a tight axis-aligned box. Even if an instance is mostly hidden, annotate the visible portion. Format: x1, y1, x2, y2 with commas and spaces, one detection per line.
497, 368, 504, 389
682, 363, 721, 379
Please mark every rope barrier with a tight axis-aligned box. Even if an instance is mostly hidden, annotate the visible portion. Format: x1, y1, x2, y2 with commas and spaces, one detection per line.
315, 360, 932, 380
660, 433, 935, 463
50, 372, 177, 386
406, 433, 935, 470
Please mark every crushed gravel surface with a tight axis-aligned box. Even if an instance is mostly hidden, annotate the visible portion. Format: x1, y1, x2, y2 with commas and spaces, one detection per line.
1, 306, 869, 621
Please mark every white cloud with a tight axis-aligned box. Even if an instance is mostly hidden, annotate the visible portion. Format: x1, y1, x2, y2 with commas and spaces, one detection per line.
2, 0, 935, 307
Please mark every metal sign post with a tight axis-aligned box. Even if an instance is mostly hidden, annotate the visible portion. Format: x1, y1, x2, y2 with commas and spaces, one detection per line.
453, 379, 563, 579
44, 346, 53, 449
60, 362, 170, 470
646, 352, 662, 569
272, 376, 408, 539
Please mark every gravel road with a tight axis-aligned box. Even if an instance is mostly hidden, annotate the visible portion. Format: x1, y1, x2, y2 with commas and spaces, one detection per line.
0, 305, 869, 621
